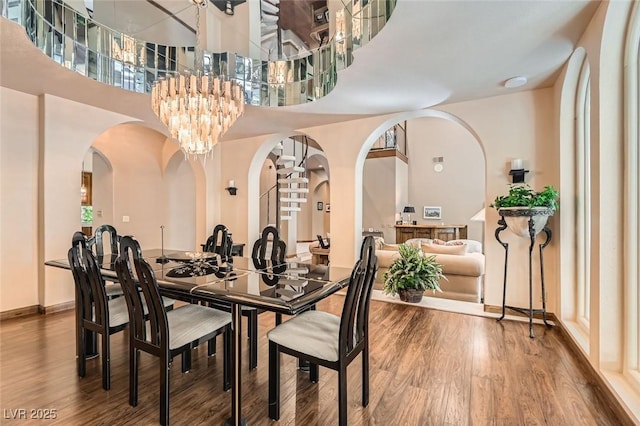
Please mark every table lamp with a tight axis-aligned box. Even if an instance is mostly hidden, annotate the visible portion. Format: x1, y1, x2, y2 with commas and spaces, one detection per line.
403, 206, 416, 224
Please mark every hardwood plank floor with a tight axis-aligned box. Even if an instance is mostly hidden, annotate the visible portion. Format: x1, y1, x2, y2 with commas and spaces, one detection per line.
0, 296, 626, 425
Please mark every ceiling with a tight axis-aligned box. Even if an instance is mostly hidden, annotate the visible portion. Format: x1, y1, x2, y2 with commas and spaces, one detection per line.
0, 0, 601, 142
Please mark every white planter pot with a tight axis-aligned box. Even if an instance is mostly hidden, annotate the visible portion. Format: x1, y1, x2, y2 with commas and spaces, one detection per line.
498, 207, 554, 239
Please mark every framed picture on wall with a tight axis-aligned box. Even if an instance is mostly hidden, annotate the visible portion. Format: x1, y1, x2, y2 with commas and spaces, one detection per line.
423, 206, 442, 220
317, 201, 324, 211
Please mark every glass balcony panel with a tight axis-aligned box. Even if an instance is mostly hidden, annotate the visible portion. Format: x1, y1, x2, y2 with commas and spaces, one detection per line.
135, 41, 145, 68
73, 42, 87, 75
122, 64, 135, 91
86, 21, 97, 50
135, 67, 145, 93
52, 29, 64, 64
6, 0, 22, 22
112, 59, 123, 88
99, 55, 111, 84
63, 5, 74, 38
97, 25, 110, 56
146, 44, 157, 70
64, 35, 74, 68
145, 70, 155, 92
75, 13, 85, 46
87, 49, 98, 80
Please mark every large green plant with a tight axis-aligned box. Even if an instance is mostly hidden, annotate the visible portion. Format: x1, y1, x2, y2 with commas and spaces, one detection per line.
490, 184, 559, 210
383, 244, 445, 296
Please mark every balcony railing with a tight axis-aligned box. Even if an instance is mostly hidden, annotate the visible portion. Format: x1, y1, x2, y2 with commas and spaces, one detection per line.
1, 0, 396, 107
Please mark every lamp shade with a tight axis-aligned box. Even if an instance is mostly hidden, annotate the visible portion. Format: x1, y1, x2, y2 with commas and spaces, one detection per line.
470, 208, 485, 222
403, 206, 416, 214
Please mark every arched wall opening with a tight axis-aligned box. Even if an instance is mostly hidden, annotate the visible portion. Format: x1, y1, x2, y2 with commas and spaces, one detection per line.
355, 109, 487, 256
247, 132, 328, 254
89, 123, 203, 250
358, 110, 486, 303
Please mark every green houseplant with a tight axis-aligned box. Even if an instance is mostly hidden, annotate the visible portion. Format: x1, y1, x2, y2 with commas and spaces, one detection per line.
490, 184, 559, 210
490, 184, 559, 238
383, 244, 445, 303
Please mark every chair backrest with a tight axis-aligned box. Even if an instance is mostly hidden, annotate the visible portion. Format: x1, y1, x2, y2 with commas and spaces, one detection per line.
338, 236, 378, 358
115, 236, 167, 353
68, 231, 110, 328
251, 226, 286, 266
88, 224, 120, 257
203, 224, 233, 261
317, 234, 330, 249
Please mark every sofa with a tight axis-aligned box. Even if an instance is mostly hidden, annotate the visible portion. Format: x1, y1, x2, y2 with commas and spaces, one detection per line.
373, 237, 485, 303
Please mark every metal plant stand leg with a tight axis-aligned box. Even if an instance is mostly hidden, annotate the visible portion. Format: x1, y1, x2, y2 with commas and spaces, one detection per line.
496, 210, 553, 338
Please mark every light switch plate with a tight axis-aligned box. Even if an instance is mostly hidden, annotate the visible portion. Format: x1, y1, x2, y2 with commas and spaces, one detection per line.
122, 215, 130, 223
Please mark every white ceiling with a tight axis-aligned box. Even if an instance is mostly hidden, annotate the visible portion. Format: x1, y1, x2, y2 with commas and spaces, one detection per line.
0, 0, 601, 141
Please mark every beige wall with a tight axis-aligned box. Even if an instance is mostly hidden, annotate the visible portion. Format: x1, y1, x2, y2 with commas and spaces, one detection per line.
406, 117, 485, 242
363, 155, 403, 242
440, 89, 558, 309
0, 88, 39, 311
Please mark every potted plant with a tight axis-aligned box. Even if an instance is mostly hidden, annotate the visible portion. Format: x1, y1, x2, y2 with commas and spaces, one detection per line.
382, 244, 445, 303
490, 184, 559, 238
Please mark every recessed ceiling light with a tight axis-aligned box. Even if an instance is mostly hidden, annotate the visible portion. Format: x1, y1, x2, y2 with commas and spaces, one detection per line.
504, 76, 528, 88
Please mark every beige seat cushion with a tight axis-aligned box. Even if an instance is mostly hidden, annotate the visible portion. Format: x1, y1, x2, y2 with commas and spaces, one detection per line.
166, 304, 231, 350
422, 242, 467, 255
432, 253, 485, 276
268, 310, 341, 362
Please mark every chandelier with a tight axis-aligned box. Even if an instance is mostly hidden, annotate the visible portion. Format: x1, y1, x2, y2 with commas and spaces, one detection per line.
151, 0, 245, 160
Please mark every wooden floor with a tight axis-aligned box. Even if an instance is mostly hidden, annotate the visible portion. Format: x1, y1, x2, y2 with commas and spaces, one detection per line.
0, 296, 626, 425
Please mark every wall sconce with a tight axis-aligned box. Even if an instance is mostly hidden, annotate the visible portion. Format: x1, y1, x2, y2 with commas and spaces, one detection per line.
508, 158, 529, 183
225, 179, 237, 196
225, 0, 234, 15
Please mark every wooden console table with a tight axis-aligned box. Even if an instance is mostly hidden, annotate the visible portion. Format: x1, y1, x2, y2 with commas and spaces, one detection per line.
395, 224, 468, 243
309, 247, 329, 265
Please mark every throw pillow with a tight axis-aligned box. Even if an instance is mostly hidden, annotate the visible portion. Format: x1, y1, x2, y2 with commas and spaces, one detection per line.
372, 236, 385, 250
433, 239, 446, 245
421, 242, 467, 256
448, 239, 482, 254
381, 243, 399, 251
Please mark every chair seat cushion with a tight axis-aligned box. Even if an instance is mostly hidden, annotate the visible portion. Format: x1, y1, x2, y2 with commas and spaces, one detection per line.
267, 310, 340, 362
166, 304, 232, 350
105, 283, 123, 298
107, 297, 130, 328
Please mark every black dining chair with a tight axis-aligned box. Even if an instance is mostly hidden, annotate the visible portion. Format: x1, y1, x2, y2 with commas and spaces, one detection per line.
88, 224, 123, 299
88, 224, 120, 257
251, 225, 287, 267
202, 224, 233, 263
68, 231, 130, 391
267, 236, 378, 426
115, 236, 232, 426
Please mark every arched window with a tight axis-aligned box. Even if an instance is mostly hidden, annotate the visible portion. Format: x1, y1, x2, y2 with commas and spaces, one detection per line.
575, 56, 591, 332
623, 2, 640, 391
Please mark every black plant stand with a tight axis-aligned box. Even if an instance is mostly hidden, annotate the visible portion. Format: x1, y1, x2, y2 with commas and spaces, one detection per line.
495, 208, 553, 338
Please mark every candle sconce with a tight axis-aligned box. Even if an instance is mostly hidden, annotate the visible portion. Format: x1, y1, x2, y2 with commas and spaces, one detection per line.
225, 179, 238, 196
509, 159, 529, 183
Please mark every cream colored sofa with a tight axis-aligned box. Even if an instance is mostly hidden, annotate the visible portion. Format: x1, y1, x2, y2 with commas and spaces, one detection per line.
374, 238, 485, 303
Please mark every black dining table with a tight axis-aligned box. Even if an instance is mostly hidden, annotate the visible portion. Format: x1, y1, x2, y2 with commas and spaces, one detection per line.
45, 249, 353, 426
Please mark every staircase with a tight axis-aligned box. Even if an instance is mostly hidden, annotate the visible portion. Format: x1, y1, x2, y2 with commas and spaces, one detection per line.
272, 139, 309, 222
